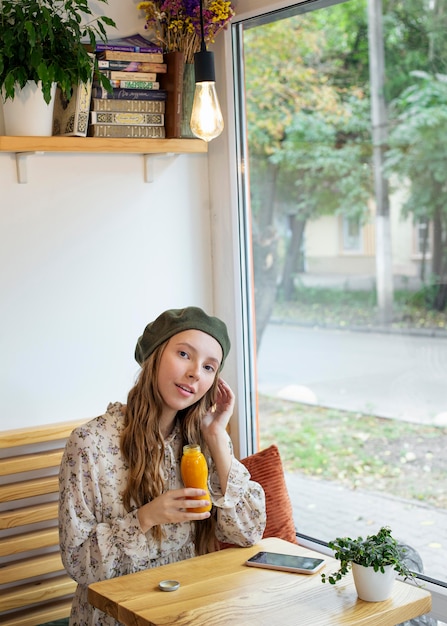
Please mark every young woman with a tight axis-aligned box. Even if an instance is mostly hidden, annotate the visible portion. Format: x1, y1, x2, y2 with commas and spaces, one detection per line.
59, 306, 266, 626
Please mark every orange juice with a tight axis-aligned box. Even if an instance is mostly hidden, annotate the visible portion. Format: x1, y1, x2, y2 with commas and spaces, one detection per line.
180, 444, 211, 513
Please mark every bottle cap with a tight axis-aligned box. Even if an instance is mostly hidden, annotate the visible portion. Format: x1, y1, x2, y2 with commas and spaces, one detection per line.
158, 580, 180, 592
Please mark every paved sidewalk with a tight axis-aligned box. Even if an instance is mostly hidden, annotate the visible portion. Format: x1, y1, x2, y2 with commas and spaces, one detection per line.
285, 473, 447, 583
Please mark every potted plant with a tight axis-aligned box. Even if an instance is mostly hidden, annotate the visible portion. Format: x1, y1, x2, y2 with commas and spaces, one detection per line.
0, 0, 115, 134
321, 526, 417, 602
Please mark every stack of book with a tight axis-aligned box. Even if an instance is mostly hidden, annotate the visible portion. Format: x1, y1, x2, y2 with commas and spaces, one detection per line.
89, 35, 168, 138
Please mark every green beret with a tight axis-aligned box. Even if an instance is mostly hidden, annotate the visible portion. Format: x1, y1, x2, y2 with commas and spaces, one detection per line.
135, 306, 230, 370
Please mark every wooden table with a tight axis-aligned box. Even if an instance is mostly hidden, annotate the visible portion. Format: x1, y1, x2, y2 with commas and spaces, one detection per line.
88, 537, 431, 626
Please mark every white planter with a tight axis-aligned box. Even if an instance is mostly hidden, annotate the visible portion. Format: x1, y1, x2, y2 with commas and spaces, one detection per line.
2, 81, 56, 136
352, 563, 396, 602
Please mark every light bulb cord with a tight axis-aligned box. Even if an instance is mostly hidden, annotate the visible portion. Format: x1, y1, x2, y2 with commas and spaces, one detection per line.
199, 0, 206, 53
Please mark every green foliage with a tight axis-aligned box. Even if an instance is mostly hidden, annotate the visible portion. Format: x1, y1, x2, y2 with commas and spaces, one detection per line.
271, 96, 373, 221
245, 0, 447, 228
385, 72, 447, 281
321, 527, 416, 585
245, 0, 447, 327
274, 284, 447, 330
311, 0, 369, 88
0, 0, 116, 103
244, 13, 344, 156
244, 4, 375, 267
403, 274, 447, 310
386, 72, 447, 221
383, 0, 447, 98
291, 285, 376, 306
259, 395, 447, 508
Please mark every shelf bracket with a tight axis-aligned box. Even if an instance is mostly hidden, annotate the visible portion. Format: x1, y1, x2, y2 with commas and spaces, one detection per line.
143, 153, 178, 183
15, 151, 44, 184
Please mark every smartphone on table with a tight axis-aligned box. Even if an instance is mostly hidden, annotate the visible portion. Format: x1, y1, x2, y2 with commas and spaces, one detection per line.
245, 551, 325, 574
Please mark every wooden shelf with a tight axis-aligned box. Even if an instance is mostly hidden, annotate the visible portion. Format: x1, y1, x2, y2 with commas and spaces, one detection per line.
0, 135, 207, 154
0, 136, 208, 183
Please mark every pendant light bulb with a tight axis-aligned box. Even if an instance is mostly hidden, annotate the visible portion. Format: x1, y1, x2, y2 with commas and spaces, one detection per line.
190, 8, 224, 144
190, 80, 224, 142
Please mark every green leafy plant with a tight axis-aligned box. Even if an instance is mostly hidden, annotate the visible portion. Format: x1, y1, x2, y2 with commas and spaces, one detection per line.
321, 526, 416, 585
0, 0, 116, 103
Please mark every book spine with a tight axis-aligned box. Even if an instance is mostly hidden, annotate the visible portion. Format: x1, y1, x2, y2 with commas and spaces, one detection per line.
96, 50, 164, 64
89, 124, 166, 138
116, 81, 160, 90
90, 98, 166, 113
96, 43, 162, 53
90, 111, 164, 126
91, 86, 168, 101
100, 71, 157, 81
97, 60, 163, 72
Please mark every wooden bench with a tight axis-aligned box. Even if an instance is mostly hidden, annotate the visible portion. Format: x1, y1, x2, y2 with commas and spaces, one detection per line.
0, 419, 86, 626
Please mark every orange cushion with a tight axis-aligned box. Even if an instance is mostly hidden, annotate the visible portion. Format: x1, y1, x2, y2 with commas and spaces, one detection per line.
241, 444, 298, 544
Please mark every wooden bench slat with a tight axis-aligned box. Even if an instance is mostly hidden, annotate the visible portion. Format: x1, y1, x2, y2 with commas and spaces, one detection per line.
1, 597, 73, 626
0, 552, 65, 585
0, 419, 86, 449
0, 574, 76, 613
0, 527, 59, 557
0, 449, 64, 476
0, 475, 59, 503
0, 501, 58, 530
0, 420, 86, 625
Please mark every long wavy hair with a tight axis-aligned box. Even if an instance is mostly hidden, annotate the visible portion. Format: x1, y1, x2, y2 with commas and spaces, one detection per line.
120, 341, 220, 554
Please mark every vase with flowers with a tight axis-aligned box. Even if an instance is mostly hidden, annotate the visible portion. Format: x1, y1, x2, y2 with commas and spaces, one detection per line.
137, 0, 234, 136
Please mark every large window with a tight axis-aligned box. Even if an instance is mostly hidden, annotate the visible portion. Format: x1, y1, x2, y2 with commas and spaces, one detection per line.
231, 0, 447, 619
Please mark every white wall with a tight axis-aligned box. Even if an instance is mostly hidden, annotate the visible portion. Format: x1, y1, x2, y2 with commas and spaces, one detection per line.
0, 149, 211, 429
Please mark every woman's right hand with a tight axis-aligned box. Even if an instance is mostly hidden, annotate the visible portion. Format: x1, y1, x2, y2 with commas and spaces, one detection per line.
137, 488, 211, 533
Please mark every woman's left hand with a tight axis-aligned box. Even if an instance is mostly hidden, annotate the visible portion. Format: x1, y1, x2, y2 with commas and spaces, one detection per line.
201, 378, 235, 437
201, 378, 235, 493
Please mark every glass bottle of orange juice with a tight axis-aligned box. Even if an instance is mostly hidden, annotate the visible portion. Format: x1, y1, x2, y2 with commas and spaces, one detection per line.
181, 444, 212, 513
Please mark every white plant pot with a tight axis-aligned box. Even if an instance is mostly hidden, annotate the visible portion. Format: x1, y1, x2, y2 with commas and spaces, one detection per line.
352, 563, 396, 602
2, 81, 57, 136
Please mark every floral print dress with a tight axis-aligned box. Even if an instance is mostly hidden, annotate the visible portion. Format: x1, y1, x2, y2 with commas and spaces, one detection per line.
59, 402, 266, 626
